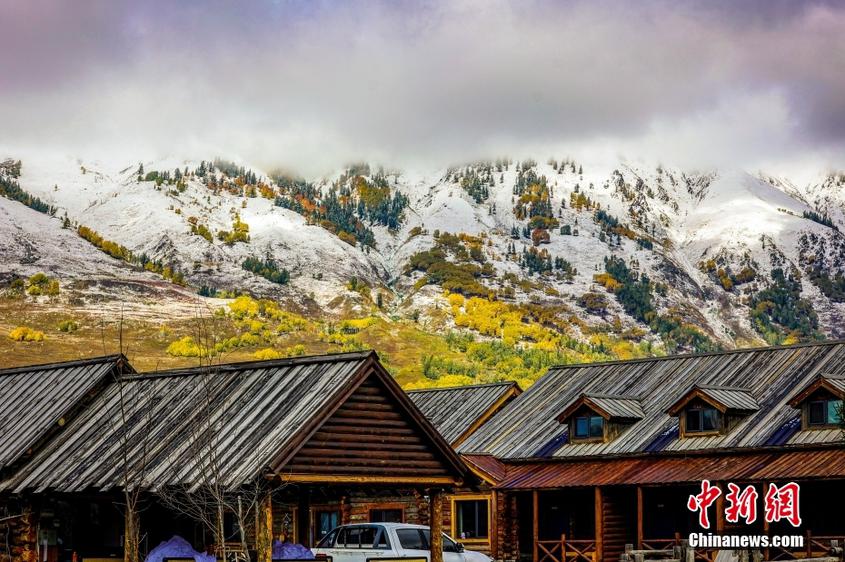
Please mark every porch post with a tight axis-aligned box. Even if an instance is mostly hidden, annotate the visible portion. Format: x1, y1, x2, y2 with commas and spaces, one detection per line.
430, 489, 444, 562
594, 487, 603, 562
258, 492, 273, 562
532, 490, 539, 562
491, 491, 499, 559
714, 483, 724, 535
636, 487, 643, 549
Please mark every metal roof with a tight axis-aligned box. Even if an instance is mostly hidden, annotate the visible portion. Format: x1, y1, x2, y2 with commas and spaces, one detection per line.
408, 382, 520, 446
695, 385, 759, 411
461, 454, 508, 484
459, 340, 845, 460
0, 355, 128, 472
558, 393, 644, 422
666, 385, 759, 415
825, 374, 845, 394
498, 448, 845, 489
2, 352, 377, 493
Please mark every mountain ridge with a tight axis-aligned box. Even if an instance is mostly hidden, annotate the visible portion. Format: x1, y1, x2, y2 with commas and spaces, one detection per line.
2, 153, 845, 381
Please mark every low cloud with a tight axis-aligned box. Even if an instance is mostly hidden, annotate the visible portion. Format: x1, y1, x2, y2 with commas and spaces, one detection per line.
1, 0, 843, 175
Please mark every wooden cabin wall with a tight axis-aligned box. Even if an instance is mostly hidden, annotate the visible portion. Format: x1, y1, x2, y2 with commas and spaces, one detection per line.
600, 487, 637, 562
495, 491, 521, 562
286, 376, 454, 481
345, 489, 429, 525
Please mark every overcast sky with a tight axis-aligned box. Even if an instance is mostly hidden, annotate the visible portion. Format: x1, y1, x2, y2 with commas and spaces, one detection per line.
1, 0, 843, 175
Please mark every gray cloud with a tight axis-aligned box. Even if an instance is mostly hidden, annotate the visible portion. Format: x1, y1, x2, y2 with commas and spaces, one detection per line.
1, 0, 843, 175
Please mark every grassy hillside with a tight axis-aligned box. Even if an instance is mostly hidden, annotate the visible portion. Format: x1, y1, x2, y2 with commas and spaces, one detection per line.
0, 290, 659, 389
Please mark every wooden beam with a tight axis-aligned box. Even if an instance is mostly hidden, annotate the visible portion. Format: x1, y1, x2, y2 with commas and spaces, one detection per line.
532, 490, 539, 562
279, 473, 460, 485
594, 487, 603, 562
430, 490, 444, 562
636, 487, 643, 550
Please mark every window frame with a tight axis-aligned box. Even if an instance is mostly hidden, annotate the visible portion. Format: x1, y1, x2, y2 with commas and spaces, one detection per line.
450, 494, 492, 545
368, 503, 405, 524
806, 397, 843, 429
681, 404, 722, 437
312, 506, 342, 545
570, 413, 605, 442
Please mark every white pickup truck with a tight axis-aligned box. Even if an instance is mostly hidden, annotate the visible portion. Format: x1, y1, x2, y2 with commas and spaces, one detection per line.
312, 523, 492, 562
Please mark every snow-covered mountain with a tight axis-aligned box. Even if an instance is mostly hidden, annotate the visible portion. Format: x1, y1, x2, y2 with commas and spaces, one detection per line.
3, 154, 844, 350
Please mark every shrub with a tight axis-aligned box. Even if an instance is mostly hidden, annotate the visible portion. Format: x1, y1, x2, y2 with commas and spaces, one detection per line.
9, 326, 45, 342
254, 347, 283, 360
578, 292, 609, 314
26, 273, 60, 296
58, 320, 79, 332
166, 336, 212, 357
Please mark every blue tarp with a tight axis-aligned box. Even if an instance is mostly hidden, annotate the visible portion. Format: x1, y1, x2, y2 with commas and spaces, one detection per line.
144, 535, 217, 562
272, 540, 315, 560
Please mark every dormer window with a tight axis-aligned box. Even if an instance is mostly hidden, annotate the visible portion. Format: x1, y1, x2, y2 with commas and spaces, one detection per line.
667, 385, 758, 439
684, 404, 720, 433
807, 398, 842, 426
574, 413, 604, 440
786, 374, 845, 430
556, 393, 643, 444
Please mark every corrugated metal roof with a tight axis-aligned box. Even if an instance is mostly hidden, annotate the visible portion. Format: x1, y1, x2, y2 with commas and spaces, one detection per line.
459, 341, 845, 459
498, 448, 845, 489
2, 352, 374, 493
0, 355, 128, 471
462, 454, 508, 484
408, 382, 520, 445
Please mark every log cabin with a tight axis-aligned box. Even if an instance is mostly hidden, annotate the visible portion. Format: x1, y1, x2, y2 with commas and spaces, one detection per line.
457, 341, 845, 562
0, 351, 470, 562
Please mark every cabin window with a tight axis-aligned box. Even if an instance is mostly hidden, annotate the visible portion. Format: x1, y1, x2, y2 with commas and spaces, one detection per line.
808, 398, 842, 426
369, 508, 404, 523
685, 406, 719, 433
314, 509, 340, 542
573, 414, 604, 439
454, 498, 489, 540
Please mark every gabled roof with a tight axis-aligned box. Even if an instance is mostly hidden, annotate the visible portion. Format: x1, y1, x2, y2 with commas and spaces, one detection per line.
556, 393, 644, 423
408, 381, 521, 446
2, 351, 468, 493
458, 340, 845, 460
787, 373, 845, 407
0, 354, 131, 473
666, 384, 759, 416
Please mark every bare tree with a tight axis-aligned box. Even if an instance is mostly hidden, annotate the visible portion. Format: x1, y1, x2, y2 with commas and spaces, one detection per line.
154, 305, 280, 561
108, 309, 155, 562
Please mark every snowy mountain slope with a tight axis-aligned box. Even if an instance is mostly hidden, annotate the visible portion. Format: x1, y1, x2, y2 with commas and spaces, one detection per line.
16, 155, 385, 311
4, 153, 845, 348
0, 194, 134, 281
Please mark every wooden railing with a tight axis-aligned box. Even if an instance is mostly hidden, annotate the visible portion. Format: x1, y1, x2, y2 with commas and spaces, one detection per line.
537, 535, 597, 562
641, 536, 715, 562
768, 533, 845, 560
